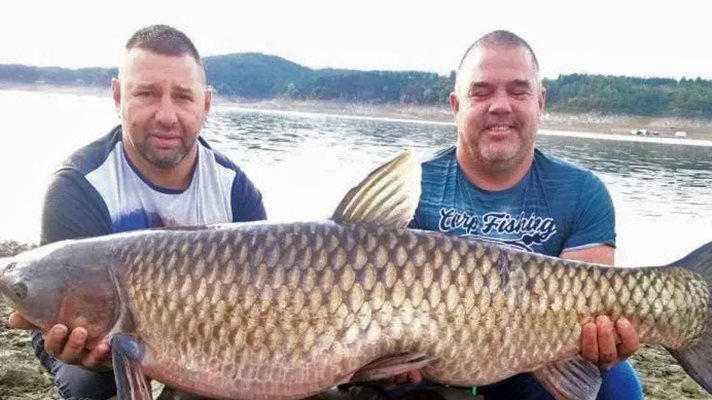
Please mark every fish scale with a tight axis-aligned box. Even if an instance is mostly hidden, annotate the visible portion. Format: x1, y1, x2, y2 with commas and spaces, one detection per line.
96, 221, 707, 397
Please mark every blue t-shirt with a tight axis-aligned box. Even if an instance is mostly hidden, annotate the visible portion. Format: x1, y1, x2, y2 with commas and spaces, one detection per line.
411, 146, 615, 257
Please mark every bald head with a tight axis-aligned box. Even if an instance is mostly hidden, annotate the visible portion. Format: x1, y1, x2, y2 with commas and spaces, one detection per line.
455, 30, 540, 93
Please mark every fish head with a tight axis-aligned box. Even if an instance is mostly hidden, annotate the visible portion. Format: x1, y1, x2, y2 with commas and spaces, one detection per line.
0, 241, 121, 346
0, 250, 65, 330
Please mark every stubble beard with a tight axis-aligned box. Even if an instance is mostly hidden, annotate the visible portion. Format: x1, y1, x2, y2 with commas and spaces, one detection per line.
468, 126, 537, 173
139, 140, 192, 169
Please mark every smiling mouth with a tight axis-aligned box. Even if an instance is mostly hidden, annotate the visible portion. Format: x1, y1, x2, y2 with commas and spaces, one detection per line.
484, 125, 515, 134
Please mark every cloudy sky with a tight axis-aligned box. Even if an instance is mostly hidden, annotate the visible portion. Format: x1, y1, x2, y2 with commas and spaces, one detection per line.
2, 0, 710, 79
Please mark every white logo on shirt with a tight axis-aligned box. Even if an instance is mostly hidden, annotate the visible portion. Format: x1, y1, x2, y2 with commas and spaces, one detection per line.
438, 208, 557, 252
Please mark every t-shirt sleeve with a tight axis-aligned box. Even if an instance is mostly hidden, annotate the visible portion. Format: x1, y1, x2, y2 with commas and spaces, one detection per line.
408, 163, 432, 230
562, 172, 616, 252
231, 169, 267, 222
40, 169, 112, 245
408, 202, 426, 230
34, 169, 114, 381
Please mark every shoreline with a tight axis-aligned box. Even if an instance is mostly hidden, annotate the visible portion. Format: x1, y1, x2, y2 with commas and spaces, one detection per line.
3, 84, 712, 141
213, 98, 712, 141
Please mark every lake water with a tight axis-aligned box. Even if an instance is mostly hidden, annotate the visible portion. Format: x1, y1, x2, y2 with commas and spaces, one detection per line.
1, 89, 710, 267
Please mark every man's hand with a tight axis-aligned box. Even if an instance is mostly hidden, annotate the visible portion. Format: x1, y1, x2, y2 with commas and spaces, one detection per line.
581, 315, 640, 369
8, 312, 112, 370
378, 370, 423, 389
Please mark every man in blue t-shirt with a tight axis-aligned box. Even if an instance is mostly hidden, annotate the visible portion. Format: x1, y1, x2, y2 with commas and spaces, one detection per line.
384, 31, 643, 399
7, 25, 266, 400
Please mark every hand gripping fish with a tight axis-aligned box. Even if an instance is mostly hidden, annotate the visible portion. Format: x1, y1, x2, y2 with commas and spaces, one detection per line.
1, 151, 712, 400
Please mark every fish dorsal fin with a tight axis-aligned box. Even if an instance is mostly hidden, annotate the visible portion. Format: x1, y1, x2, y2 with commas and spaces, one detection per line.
331, 150, 421, 228
532, 356, 601, 400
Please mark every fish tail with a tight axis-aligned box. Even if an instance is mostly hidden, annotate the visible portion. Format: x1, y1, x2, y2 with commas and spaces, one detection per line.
667, 241, 712, 394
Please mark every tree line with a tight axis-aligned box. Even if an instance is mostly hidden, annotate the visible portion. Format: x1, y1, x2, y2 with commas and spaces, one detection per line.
2, 53, 711, 118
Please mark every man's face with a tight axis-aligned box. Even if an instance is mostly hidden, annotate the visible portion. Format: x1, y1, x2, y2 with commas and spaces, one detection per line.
450, 44, 545, 172
113, 48, 211, 170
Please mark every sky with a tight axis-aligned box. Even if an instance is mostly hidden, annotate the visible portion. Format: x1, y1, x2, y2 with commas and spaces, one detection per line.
2, 0, 711, 80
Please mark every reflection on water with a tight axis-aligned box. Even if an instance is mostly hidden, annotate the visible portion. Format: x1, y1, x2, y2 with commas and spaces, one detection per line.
540, 135, 712, 217
537, 135, 712, 266
207, 107, 455, 160
1, 92, 710, 268
205, 106, 712, 267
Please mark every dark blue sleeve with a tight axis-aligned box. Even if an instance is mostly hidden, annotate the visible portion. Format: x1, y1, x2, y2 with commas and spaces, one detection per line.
40, 169, 112, 245
231, 169, 267, 222
408, 163, 432, 230
562, 172, 616, 251
408, 201, 426, 230
35, 169, 116, 397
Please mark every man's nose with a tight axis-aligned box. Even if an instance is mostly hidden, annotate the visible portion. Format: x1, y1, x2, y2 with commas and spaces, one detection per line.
488, 88, 513, 114
155, 95, 178, 126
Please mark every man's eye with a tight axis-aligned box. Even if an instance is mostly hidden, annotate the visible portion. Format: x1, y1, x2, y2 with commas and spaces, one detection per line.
471, 90, 491, 98
509, 85, 532, 96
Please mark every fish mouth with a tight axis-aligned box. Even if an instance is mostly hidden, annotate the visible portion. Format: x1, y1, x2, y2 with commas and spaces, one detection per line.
0, 258, 15, 302
0, 258, 25, 304
0, 257, 15, 274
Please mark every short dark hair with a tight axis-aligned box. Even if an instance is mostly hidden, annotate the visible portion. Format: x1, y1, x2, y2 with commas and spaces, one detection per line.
125, 24, 202, 65
457, 30, 539, 74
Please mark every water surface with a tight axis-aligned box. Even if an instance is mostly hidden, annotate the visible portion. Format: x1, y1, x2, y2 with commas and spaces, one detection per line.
1, 90, 710, 267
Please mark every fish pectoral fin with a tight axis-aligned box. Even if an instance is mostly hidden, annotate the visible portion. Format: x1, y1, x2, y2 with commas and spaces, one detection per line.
350, 352, 432, 382
531, 356, 601, 400
331, 150, 421, 229
111, 333, 152, 400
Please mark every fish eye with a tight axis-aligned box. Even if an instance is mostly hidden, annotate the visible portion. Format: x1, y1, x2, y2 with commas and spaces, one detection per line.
12, 282, 27, 300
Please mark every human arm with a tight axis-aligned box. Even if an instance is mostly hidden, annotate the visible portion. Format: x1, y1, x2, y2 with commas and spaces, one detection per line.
561, 245, 640, 369
561, 173, 640, 369
8, 169, 113, 370
231, 168, 267, 222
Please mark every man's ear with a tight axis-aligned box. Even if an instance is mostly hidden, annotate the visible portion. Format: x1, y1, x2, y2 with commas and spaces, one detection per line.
111, 78, 121, 111
449, 92, 460, 116
538, 87, 547, 113
204, 85, 212, 116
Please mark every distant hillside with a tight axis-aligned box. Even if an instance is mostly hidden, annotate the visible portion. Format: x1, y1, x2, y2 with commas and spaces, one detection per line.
2, 53, 711, 118
544, 74, 712, 118
0, 64, 116, 87
204, 53, 311, 98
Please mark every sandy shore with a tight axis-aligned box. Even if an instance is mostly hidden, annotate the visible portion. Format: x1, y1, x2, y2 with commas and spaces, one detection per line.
2, 240, 712, 399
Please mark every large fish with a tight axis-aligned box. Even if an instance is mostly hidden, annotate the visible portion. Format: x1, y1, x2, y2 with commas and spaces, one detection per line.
1, 151, 711, 400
